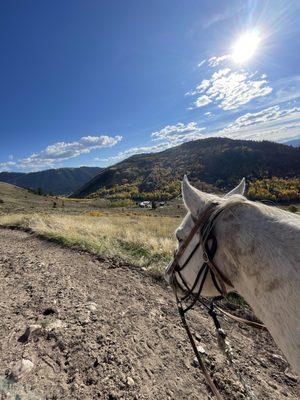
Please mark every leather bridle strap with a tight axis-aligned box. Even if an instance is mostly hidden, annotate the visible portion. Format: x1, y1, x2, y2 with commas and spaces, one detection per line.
169, 203, 218, 273
176, 297, 224, 400
170, 202, 234, 299
215, 305, 266, 330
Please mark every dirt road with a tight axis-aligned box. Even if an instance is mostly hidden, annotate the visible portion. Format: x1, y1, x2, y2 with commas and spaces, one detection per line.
0, 228, 298, 399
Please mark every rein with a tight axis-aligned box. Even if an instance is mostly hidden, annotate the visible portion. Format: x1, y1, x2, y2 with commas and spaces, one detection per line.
169, 202, 266, 399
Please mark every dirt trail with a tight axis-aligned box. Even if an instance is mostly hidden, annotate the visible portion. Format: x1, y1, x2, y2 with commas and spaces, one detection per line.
0, 228, 298, 400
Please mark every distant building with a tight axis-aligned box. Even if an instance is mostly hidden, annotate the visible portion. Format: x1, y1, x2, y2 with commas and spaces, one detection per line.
139, 201, 151, 208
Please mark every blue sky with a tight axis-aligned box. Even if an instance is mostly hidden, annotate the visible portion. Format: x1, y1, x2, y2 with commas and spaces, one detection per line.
1, 0, 300, 172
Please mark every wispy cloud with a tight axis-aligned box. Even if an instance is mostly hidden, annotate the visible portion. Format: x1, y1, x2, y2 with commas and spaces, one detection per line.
216, 105, 300, 142
263, 75, 300, 107
197, 79, 211, 91
151, 121, 205, 142
222, 105, 300, 131
201, 3, 245, 29
0, 135, 122, 171
197, 59, 206, 68
94, 104, 300, 167
96, 143, 173, 163
193, 95, 212, 108
207, 55, 231, 67
190, 68, 272, 110
97, 122, 206, 164
0, 161, 16, 171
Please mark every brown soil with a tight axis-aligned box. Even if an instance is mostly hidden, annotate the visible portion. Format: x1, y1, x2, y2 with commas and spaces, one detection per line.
0, 228, 298, 400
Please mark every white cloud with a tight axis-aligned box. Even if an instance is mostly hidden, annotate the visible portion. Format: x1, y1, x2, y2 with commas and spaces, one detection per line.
98, 122, 206, 164
1, 135, 122, 171
197, 59, 206, 67
223, 106, 300, 131
97, 143, 173, 163
208, 54, 231, 67
211, 67, 231, 80
196, 79, 211, 92
205, 70, 272, 110
190, 68, 272, 110
0, 161, 16, 171
194, 95, 212, 108
184, 89, 197, 96
40, 135, 122, 160
151, 122, 205, 142
216, 105, 300, 142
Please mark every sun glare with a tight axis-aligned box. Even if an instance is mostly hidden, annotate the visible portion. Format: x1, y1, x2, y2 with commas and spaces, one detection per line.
232, 31, 260, 64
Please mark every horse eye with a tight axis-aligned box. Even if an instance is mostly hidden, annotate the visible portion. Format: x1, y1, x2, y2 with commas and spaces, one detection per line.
176, 235, 183, 244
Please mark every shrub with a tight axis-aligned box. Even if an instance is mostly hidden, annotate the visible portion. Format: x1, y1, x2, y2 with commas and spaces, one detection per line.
288, 205, 298, 213
87, 210, 103, 217
0, 198, 4, 204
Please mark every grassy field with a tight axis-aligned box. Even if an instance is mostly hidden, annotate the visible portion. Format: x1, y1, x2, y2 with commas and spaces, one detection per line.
0, 212, 179, 274
0, 182, 298, 277
0, 182, 182, 275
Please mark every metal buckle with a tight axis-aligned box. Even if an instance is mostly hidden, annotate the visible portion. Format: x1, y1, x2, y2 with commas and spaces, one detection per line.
202, 251, 209, 263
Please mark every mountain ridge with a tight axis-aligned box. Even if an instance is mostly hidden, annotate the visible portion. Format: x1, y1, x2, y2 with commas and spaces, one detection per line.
71, 137, 300, 201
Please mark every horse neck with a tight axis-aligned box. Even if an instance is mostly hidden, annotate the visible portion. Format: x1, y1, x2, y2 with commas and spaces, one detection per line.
215, 200, 300, 372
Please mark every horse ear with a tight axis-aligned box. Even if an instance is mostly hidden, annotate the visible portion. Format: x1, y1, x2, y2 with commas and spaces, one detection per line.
224, 178, 245, 197
182, 175, 208, 216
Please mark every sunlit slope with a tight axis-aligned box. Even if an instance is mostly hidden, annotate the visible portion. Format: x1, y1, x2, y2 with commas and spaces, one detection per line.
72, 137, 300, 199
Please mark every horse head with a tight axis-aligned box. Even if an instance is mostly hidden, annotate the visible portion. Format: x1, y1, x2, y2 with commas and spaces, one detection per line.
165, 175, 245, 297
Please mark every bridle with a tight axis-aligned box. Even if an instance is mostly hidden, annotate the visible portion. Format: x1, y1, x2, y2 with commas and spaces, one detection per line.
167, 201, 265, 400
168, 202, 233, 304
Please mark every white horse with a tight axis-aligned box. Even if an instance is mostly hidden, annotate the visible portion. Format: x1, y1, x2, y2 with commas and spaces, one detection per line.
165, 176, 300, 375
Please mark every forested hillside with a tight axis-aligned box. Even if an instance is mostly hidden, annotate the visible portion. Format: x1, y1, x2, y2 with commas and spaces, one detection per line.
72, 138, 300, 202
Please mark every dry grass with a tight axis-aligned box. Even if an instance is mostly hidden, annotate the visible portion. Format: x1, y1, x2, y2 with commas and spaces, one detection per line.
0, 212, 180, 275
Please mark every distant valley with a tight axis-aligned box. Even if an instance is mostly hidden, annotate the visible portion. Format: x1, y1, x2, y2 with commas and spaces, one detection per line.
0, 166, 102, 195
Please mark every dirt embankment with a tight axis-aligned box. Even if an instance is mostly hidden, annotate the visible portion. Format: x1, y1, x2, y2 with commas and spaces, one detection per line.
0, 229, 298, 399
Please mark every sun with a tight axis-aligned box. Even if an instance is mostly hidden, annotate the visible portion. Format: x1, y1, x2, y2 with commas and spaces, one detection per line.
232, 31, 260, 64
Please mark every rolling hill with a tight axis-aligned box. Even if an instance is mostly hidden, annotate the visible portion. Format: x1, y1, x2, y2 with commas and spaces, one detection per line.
72, 138, 300, 201
0, 181, 57, 213
0, 166, 102, 195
